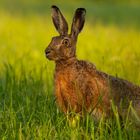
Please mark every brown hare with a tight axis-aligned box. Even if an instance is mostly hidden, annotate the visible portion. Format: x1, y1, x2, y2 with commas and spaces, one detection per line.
45, 5, 140, 120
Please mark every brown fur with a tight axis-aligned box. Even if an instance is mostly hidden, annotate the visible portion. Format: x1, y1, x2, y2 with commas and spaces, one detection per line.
45, 5, 140, 120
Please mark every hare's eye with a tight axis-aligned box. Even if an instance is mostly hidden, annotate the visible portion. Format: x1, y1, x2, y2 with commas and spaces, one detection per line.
62, 39, 69, 46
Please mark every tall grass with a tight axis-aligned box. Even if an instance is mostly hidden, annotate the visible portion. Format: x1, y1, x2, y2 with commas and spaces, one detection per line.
0, 0, 140, 139
0, 64, 140, 139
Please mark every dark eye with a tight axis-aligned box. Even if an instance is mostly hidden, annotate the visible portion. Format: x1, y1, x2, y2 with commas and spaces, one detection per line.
62, 39, 69, 46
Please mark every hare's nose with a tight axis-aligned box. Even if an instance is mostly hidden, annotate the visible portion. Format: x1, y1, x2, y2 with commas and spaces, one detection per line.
45, 49, 51, 55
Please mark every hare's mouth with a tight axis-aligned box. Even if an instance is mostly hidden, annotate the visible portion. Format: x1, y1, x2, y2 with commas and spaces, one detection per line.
45, 51, 57, 61
45, 49, 52, 59
45, 53, 53, 60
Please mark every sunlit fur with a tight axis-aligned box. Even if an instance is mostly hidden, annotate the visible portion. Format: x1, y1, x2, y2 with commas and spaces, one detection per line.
45, 5, 140, 120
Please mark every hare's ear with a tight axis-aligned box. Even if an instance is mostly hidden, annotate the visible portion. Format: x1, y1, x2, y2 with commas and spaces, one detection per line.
70, 8, 86, 39
51, 5, 68, 35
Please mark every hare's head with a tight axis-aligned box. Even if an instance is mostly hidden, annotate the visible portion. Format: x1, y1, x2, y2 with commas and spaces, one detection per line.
45, 5, 86, 61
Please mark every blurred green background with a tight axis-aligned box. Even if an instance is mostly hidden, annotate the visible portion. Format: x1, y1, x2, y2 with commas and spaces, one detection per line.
0, 0, 140, 82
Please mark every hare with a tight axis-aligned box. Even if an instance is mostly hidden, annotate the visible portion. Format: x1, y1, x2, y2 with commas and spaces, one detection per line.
45, 5, 140, 120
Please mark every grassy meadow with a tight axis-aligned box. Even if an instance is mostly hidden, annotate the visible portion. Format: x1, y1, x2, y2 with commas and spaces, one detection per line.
0, 0, 140, 139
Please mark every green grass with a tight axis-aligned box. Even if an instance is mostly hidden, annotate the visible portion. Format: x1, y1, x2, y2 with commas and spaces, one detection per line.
0, 0, 140, 139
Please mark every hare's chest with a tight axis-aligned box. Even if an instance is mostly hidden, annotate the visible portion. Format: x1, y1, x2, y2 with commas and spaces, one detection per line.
54, 71, 80, 112
55, 72, 76, 96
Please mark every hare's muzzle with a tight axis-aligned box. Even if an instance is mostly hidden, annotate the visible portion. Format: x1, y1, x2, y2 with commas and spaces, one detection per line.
45, 50, 51, 55
45, 49, 51, 56
45, 48, 54, 60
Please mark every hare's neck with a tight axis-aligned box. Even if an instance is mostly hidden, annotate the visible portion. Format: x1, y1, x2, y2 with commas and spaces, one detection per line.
55, 57, 77, 71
